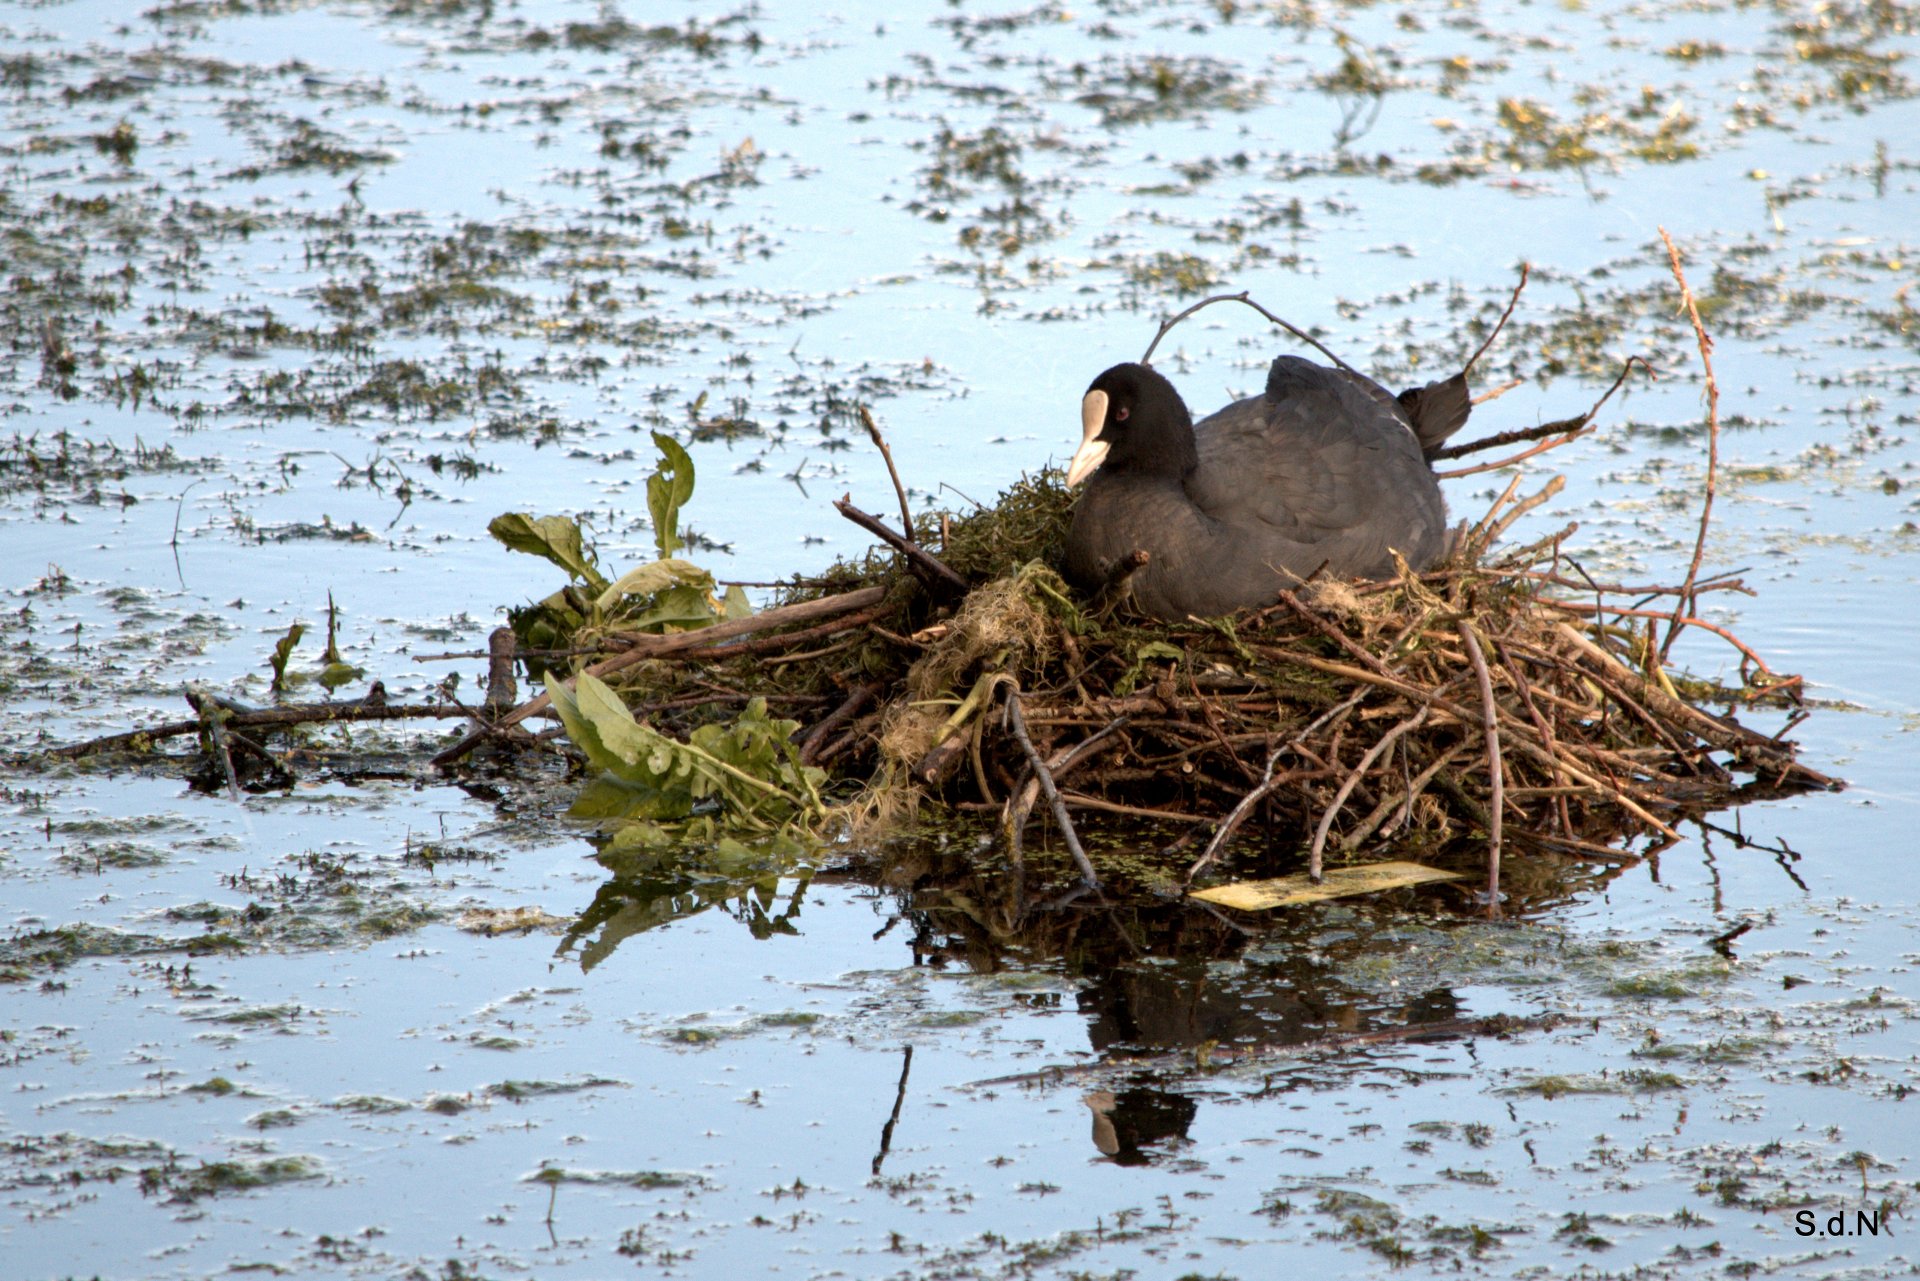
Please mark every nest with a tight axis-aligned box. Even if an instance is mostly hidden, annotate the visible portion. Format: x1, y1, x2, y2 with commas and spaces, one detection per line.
429, 459, 1832, 899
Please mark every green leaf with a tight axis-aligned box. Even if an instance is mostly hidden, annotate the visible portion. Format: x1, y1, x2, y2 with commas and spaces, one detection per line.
568, 775, 690, 824
488, 514, 607, 591
594, 558, 713, 612
723, 584, 752, 621
623, 583, 720, 634
268, 623, 305, 693
1114, 639, 1184, 696
646, 433, 695, 561
316, 661, 363, 691
549, 676, 825, 837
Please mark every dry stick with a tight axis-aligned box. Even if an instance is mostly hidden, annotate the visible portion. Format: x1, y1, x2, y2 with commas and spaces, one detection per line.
1550, 622, 1837, 788
1515, 567, 1753, 600
1005, 716, 1133, 845
695, 604, 892, 660
1059, 792, 1215, 824
1472, 377, 1526, 406
1286, 651, 1685, 839
1462, 262, 1530, 376
1138, 291, 1359, 376
1456, 621, 1504, 915
1657, 227, 1721, 665
832, 496, 970, 595
1495, 639, 1572, 836
1095, 549, 1151, 605
1436, 424, 1594, 480
858, 405, 916, 543
800, 680, 883, 766
428, 585, 888, 767
1275, 588, 1394, 676
1465, 473, 1525, 553
1308, 707, 1431, 882
1434, 353, 1652, 471
56, 697, 487, 759
1185, 691, 1367, 884
1476, 475, 1568, 553
1537, 599, 1784, 682
998, 679, 1100, 889
1339, 742, 1469, 852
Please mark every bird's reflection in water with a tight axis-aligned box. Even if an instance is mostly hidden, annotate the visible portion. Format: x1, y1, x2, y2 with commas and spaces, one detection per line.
1083, 1085, 1197, 1166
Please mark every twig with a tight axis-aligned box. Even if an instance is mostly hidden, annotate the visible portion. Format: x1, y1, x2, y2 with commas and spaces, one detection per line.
1462, 262, 1528, 376
1471, 377, 1526, 406
1436, 422, 1593, 479
55, 696, 491, 759
1534, 598, 1783, 681
1308, 707, 1431, 881
1139, 291, 1359, 376
1095, 549, 1151, 606
1058, 792, 1214, 824
832, 496, 969, 595
1456, 621, 1503, 916
871, 1045, 913, 1176
1476, 475, 1567, 551
998, 678, 1100, 889
1495, 639, 1571, 835
858, 405, 916, 542
1005, 717, 1132, 858
1185, 691, 1366, 884
1433, 354, 1651, 469
1465, 474, 1525, 554
801, 680, 883, 766
1657, 227, 1720, 665
1276, 588, 1393, 676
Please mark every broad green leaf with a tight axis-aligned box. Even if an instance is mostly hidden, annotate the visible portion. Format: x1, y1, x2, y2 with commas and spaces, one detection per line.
723, 584, 752, 621
622, 583, 719, 634
594, 558, 712, 611
488, 513, 607, 590
316, 661, 363, 691
568, 775, 689, 824
646, 433, 695, 560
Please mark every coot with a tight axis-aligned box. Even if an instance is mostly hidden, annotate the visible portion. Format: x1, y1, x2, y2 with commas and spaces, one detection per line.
1062, 357, 1466, 619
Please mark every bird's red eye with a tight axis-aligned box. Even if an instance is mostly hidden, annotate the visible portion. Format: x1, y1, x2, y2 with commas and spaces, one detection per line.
1115, 407, 1129, 422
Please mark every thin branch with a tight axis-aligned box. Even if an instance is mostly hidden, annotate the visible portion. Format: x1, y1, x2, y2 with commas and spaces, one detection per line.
858, 405, 916, 542
1433, 354, 1652, 466
1457, 621, 1504, 916
1139, 291, 1359, 376
1463, 262, 1529, 376
998, 678, 1100, 889
1308, 707, 1431, 881
1657, 227, 1721, 665
1186, 691, 1366, 884
833, 496, 969, 595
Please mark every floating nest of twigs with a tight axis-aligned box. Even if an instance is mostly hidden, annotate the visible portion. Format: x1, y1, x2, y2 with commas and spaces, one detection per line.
48, 270, 1841, 906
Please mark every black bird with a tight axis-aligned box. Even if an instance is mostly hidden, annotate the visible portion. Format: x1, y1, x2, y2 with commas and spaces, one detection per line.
1062, 357, 1467, 619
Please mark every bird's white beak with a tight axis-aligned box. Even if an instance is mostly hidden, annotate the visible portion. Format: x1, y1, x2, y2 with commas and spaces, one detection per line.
1067, 389, 1110, 486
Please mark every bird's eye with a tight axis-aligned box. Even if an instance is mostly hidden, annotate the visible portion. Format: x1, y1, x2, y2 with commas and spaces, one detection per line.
1115, 407, 1129, 422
